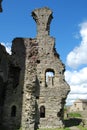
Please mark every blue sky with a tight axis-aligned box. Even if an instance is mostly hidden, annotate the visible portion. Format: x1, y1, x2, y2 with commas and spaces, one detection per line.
0, 0, 87, 105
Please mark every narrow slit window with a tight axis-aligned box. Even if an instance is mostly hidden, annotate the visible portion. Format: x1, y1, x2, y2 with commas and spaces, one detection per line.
11, 105, 16, 117
40, 106, 45, 118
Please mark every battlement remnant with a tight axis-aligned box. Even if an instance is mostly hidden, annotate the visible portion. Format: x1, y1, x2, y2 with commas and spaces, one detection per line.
32, 7, 53, 36
0, 7, 70, 130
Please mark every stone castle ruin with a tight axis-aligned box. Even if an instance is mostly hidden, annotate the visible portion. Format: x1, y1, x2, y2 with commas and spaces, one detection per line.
0, 7, 70, 130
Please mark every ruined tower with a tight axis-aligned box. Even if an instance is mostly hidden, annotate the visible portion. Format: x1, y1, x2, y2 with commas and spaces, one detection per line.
0, 7, 70, 130
31, 7, 70, 129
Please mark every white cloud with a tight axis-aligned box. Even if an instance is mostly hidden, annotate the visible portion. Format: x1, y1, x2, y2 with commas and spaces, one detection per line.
66, 93, 87, 106
65, 67, 87, 86
1, 42, 11, 55
65, 67, 87, 105
65, 22, 87, 105
66, 22, 87, 69
67, 94, 87, 100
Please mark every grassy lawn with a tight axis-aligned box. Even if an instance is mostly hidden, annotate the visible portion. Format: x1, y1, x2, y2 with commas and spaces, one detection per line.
18, 126, 87, 130
18, 128, 70, 130
38, 128, 70, 130
68, 112, 82, 118
78, 125, 87, 130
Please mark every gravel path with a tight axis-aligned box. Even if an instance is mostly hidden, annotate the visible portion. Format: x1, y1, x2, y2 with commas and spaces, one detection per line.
69, 126, 80, 130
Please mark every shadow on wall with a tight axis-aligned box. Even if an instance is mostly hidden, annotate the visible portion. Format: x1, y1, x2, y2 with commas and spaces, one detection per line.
0, 0, 3, 12
64, 118, 82, 127
0, 76, 5, 126
35, 70, 40, 129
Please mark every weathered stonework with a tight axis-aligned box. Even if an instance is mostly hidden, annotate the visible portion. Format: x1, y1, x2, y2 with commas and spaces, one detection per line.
0, 0, 2, 12
0, 7, 70, 130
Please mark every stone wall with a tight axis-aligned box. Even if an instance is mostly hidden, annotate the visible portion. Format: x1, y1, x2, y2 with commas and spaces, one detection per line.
0, 44, 9, 128
32, 7, 70, 129
0, 44, 9, 82
20, 38, 38, 130
69, 99, 87, 112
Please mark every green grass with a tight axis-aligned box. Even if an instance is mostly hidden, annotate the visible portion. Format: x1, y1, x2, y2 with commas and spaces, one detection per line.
38, 128, 70, 130
78, 125, 87, 130
68, 112, 81, 118
17, 126, 87, 130
18, 128, 70, 130
17, 128, 22, 130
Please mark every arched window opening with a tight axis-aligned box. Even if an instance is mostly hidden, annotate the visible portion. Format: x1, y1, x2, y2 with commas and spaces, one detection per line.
45, 69, 55, 86
40, 106, 45, 118
11, 105, 16, 117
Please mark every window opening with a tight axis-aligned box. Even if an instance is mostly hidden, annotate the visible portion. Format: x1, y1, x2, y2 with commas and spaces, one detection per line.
36, 96, 39, 99
40, 106, 45, 118
11, 105, 16, 117
74, 103, 76, 107
45, 69, 55, 86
